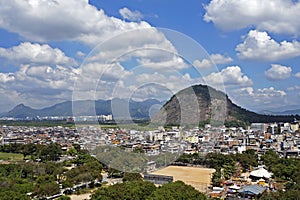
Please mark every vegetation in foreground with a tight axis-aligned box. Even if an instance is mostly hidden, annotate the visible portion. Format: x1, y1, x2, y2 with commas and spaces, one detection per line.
91, 180, 207, 200
1, 141, 300, 199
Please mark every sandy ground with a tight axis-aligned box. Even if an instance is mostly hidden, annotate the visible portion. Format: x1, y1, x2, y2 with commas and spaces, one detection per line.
69, 193, 91, 200
152, 166, 216, 193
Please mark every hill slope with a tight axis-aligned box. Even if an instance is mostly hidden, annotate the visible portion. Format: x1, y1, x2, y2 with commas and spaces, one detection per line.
153, 84, 299, 125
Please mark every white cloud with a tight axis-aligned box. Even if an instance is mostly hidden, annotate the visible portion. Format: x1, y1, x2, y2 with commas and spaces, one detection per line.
286, 85, 300, 91
76, 51, 86, 58
230, 86, 287, 111
236, 30, 300, 61
193, 59, 212, 69
137, 53, 188, 70
119, 7, 143, 21
0, 64, 81, 111
0, 42, 76, 66
193, 54, 233, 69
0, 73, 15, 83
265, 64, 292, 81
210, 54, 233, 64
204, 66, 253, 87
234, 87, 286, 98
294, 72, 300, 78
0, 0, 153, 46
204, 0, 300, 35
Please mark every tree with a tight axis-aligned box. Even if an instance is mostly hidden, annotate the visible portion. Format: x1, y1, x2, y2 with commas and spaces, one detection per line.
234, 151, 258, 172
91, 181, 156, 200
122, 172, 143, 182
148, 181, 207, 200
0, 191, 30, 200
34, 181, 60, 197
66, 147, 77, 156
21, 143, 36, 159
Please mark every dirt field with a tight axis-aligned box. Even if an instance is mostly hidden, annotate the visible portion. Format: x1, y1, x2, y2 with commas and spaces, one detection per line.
152, 166, 216, 193
69, 193, 91, 200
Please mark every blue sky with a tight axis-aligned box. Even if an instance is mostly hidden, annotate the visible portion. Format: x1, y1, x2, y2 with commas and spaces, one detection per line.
0, 0, 300, 113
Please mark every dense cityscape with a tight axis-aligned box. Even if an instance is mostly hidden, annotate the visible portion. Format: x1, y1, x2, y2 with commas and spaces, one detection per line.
0, 117, 299, 199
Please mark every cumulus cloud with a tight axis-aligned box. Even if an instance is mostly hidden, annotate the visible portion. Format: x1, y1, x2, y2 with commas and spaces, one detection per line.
0, 42, 76, 66
119, 7, 143, 21
0, 64, 81, 111
210, 54, 233, 64
204, 66, 253, 87
236, 30, 300, 61
193, 53, 233, 69
0, 0, 153, 46
204, 0, 300, 35
230, 86, 287, 111
265, 64, 292, 81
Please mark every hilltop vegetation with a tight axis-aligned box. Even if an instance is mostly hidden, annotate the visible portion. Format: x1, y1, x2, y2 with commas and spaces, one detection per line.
155, 84, 299, 126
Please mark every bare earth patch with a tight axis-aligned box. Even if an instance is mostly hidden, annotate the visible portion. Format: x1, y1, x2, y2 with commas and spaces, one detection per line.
69, 193, 91, 200
152, 166, 215, 193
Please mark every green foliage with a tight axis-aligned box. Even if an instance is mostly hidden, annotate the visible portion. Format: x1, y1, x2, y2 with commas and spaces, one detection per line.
176, 153, 204, 165
259, 190, 300, 200
91, 181, 156, 200
66, 146, 77, 156
66, 155, 102, 185
224, 120, 248, 129
0, 143, 63, 162
234, 150, 258, 172
0, 152, 23, 161
258, 150, 300, 199
261, 150, 300, 180
122, 172, 143, 182
33, 181, 60, 197
91, 180, 207, 200
0, 120, 74, 127
38, 143, 62, 161
203, 153, 236, 186
93, 145, 148, 172
0, 190, 30, 200
148, 181, 207, 200
133, 147, 145, 153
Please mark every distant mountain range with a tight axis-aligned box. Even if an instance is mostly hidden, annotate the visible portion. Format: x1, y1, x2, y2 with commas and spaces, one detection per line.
2, 84, 299, 125
153, 84, 299, 125
259, 109, 300, 116
1, 99, 163, 119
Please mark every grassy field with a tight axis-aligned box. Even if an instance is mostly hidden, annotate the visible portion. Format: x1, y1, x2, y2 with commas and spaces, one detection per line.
0, 152, 24, 162
152, 166, 216, 193
0, 120, 75, 127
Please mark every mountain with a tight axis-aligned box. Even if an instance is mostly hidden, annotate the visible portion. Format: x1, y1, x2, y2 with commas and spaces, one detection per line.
259, 109, 300, 116
5, 104, 38, 118
153, 84, 299, 125
3, 99, 163, 119
4, 85, 299, 124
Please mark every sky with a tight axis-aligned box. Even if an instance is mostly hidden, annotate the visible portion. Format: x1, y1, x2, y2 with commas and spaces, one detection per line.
0, 0, 300, 113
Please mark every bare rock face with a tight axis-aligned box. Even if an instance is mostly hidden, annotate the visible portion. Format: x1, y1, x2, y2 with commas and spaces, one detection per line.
152, 84, 277, 126
153, 84, 298, 126
152, 84, 230, 125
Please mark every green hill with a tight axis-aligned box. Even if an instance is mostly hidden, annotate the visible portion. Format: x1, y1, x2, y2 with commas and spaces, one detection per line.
153, 84, 299, 126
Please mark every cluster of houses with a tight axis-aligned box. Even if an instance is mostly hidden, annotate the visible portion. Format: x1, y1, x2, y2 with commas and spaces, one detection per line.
1, 119, 299, 159
0, 119, 299, 198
